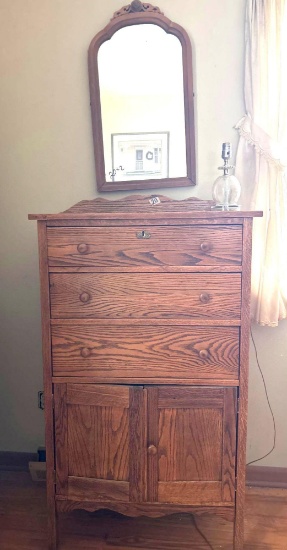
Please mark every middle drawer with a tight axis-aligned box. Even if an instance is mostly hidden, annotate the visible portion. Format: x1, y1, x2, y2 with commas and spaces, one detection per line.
49, 273, 241, 320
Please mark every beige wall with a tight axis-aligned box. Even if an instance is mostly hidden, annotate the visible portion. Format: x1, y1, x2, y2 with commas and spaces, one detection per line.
0, 0, 286, 467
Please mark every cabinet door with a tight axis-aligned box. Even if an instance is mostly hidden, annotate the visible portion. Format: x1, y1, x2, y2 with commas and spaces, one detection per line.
54, 384, 147, 503
147, 386, 237, 505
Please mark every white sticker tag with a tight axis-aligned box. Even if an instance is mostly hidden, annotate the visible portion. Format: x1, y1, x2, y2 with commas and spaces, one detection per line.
149, 196, 161, 205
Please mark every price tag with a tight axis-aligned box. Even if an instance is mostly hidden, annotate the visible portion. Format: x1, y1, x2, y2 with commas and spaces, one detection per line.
149, 196, 161, 205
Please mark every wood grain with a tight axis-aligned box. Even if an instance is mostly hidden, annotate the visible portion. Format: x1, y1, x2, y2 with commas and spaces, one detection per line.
66, 383, 130, 407
53, 376, 240, 386
157, 386, 224, 408
56, 498, 235, 519
68, 404, 96, 478
50, 272, 241, 320
235, 218, 254, 550
50, 316, 242, 326
158, 481, 222, 504
64, 195, 215, 213
222, 388, 237, 503
47, 225, 243, 267
54, 384, 68, 496
51, 325, 240, 379
157, 387, 224, 485
147, 387, 159, 503
154, 386, 236, 506
68, 477, 129, 502
49, 264, 243, 272
37, 221, 57, 550
66, 384, 130, 483
158, 408, 222, 481
29, 193, 262, 219
129, 387, 147, 503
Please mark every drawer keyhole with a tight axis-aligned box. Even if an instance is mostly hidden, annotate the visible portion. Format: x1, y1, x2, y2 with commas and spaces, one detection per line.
136, 230, 151, 239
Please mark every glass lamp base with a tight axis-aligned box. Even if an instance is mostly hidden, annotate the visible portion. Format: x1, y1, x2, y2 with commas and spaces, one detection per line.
211, 204, 241, 211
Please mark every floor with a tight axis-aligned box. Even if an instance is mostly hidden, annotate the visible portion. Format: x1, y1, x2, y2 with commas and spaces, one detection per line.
0, 471, 286, 549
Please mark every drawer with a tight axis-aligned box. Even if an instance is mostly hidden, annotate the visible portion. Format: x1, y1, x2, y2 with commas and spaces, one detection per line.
50, 273, 241, 320
51, 325, 239, 379
47, 225, 242, 268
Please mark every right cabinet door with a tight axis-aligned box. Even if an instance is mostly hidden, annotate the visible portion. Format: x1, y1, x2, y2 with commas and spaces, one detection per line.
147, 386, 237, 506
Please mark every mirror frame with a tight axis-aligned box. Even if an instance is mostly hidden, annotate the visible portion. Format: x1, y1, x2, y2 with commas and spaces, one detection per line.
88, 1, 196, 192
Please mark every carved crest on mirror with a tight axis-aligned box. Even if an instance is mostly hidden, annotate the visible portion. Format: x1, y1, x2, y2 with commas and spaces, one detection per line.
113, 1, 163, 17
88, 0, 196, 192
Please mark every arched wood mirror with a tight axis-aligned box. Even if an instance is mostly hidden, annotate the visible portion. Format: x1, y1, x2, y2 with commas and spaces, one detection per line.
88, 0, 196, 192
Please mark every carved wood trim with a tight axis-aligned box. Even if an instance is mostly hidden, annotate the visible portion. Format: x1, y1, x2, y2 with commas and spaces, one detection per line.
63, 195, 215, 214
112, 1, 163, 19
56, 498, 235, 521
29, 195, 263, 220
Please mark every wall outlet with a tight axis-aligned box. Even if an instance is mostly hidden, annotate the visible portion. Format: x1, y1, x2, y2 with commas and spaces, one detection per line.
38, 391, 44, 410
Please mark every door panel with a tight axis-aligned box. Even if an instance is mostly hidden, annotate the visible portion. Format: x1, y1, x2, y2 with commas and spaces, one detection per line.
158, 481, 222, 505
54, 383, 146, 502
147, 386, 237, 505
68, 402, 129, 480
158, 407, 222, 481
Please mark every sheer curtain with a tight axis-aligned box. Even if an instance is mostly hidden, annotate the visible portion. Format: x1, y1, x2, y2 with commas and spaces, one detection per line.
235, 0, 287, 326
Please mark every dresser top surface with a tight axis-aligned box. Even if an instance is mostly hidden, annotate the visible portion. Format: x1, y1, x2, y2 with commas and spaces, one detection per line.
28, 195, 263, 221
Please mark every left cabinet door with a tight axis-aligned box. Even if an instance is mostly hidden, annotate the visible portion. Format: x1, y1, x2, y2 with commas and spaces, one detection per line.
54, 383, 147, 503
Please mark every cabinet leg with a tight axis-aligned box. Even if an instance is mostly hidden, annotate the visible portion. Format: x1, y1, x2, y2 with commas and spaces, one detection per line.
47, 498, 57, 549
234, 510, 244, 550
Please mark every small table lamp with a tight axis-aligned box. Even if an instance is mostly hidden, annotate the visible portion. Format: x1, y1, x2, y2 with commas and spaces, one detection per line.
212, 143, 241, 210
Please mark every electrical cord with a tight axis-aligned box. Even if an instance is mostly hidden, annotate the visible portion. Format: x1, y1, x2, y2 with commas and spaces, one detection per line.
192, 515, 214, 550
189, 328, 276, 549
247, 327, 276, 466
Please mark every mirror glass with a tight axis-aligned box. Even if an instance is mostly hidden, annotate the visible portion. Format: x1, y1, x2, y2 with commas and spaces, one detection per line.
98, 24, 186, 183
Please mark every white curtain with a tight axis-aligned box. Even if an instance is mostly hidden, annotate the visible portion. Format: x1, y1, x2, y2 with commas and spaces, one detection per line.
235, 0, 287, 326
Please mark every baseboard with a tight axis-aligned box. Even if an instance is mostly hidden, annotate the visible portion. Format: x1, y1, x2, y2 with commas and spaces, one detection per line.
246, 465, 287, 489
0, 451, 38, 472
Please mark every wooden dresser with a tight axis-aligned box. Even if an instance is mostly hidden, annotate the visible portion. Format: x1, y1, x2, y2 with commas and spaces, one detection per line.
29, 195, 262, 549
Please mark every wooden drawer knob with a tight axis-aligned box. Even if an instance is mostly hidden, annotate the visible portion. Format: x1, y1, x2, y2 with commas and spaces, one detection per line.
200, 241, 211, 253
147, 445, 157, 456
80, 292, 91, 303
199, 349, 209, 360
81, 347, 91, 358
199, 293, 210, 304
77, 243, 89, 254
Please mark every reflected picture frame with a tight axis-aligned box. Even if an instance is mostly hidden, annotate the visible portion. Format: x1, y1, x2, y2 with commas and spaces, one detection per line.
110, 132, 169, 182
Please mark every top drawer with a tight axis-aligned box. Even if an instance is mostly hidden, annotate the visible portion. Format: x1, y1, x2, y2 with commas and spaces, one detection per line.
47, 225, 242, 268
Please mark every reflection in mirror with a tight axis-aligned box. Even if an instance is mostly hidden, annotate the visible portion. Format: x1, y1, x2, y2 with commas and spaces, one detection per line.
98, 24, 186, 183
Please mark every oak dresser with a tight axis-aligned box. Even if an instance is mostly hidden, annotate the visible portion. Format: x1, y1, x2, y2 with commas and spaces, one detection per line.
29, 194, 262, 549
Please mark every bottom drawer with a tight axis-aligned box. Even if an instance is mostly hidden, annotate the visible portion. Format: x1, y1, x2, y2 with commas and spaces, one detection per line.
51, 324, 239, 379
